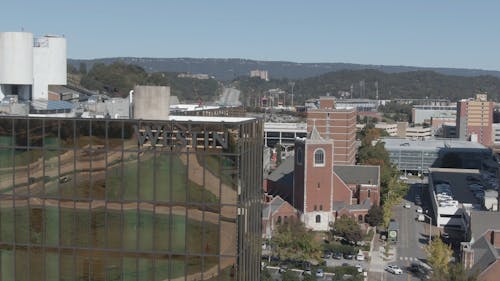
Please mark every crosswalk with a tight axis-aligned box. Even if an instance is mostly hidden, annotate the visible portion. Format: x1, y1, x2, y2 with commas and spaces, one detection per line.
399, 256, 418, 262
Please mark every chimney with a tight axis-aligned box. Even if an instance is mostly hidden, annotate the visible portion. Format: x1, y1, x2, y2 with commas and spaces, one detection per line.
491, 230, 500, 248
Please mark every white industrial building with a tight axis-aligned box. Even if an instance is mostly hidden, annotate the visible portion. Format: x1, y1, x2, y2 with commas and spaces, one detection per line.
0, 31, 66, 101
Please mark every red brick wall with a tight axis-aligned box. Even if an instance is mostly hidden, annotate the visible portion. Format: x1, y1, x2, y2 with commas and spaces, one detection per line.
271, 201, 299, 226
332, 172, 352, 205
480, 260, 500, 281
304, 143, 333, 212
319, 97, 336, 109
359, 185, 380, 206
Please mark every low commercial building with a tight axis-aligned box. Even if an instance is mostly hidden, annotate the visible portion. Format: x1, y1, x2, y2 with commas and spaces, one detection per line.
406, 126, 432, 139
375, 122, 398, 136
382, 138, 490, 173
428, 169, 481, 229
264, 122, 307, 148
412, 104, 456, 124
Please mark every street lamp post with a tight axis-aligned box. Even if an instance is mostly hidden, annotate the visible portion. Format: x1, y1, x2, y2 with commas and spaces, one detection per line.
422, 213, 433, 244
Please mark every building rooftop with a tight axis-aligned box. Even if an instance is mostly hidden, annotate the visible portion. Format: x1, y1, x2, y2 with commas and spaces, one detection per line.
264, 122, 307, 131
168, 115, 256, 123
469, 235, 500, 276
469, 211, 500, 242
266, 157, 294, 183
334, 165, 380, 186
382, 138, 488, 151
430, 170, 484, 206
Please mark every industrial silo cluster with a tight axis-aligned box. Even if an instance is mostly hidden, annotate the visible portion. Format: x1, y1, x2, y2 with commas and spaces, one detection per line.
0, 31, 66, 101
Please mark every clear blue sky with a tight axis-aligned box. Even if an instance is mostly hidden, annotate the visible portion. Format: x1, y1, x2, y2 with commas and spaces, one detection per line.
2, 0, 499, 70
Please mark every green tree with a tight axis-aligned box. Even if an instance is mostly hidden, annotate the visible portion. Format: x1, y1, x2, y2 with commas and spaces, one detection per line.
79, 62, 87, 74
281, 270, 299, 281
302, 273, 317, 281
424, 237, 453, 276
67, 63, 78, 74
448, 263, 479, 281
332, 215, 362, 242
272, 220, 322, 262
366, 205, 384, 227
260, 268, 272, 281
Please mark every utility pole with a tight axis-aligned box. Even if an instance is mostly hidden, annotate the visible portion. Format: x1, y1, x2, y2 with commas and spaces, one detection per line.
289, 82, 295, 107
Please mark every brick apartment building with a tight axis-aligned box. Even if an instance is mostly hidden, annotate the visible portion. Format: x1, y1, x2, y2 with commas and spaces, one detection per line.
457, 93, 494, 146
306, 96, 357, 165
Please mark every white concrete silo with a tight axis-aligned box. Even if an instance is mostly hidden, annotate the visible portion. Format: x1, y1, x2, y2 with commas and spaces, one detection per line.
32, 35, 67, 100
0, 32, 34, 100
0, 32, 33, 84
45, 35, 67, 85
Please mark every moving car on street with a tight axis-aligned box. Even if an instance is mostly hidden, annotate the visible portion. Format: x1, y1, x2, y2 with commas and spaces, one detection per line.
385, 265, 403, 275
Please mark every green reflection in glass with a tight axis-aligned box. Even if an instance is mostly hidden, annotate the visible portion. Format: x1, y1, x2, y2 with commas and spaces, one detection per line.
0, 250, 14, 281
105, 153, 217, 204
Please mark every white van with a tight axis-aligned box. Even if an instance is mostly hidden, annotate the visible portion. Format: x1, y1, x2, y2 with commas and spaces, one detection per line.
417, 214, 425, 222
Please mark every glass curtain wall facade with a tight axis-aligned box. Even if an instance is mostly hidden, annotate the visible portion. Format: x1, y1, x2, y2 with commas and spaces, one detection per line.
0, 116, 262, 281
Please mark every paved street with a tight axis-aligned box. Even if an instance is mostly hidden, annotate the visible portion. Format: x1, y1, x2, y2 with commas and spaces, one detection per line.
368, 181, 432, 281
217, 87, 242, 107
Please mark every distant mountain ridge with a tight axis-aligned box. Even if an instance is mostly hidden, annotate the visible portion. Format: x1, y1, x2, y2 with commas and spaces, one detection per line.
68, 57, 500, 81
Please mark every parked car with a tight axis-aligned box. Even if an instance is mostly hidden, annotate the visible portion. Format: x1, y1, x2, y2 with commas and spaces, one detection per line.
385, 265, 403, 275
356, 252, 365, 261
315, 268, 324, 278
332, 252, 342, 260
278, 264, 288, 273
416, 206, 423, 213
404, 203, 411, 209
415, 195, 422, 205
302, 269, 312, 275
343, 253, 354, 259
322, 251, 332, 259
417, 214, 425, 222
355, 264, 363, 273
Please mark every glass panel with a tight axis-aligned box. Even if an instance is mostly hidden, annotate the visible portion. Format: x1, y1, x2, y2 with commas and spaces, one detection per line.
14, 148, 30, 197
154, 207, 169, 252
106, 207, 123, 250
15, 249, 28, 281
104, 256, 122, 281
186, 255, 202, 280
59, 120, 75, 149
155, 153, 170, 203
74, 206, 90, 248
220, 206, 237, 256
105, 152, 124, 201
171, 213, 186, 254
155, 257, 170, 281
92, 208, 106, 249
60, 207, 75, 247
0, 200, 14, 243
122, 257, 137, 281
138, 209, 153, 251
29, 119, 43, 147
45, 252, 59, 281
122, 154, 138, 200
30, 206, 43, 245
0, 147, 14, 194
138, 258, 154, 281
60, 251, 75, 281
123, 209, 138, 251
139, 150, 155, 201
1, 249, 14, 281
14, 205, 29, 244
187, 209, 202, 255
30, 248, 43, 281
44, 206, 59, 246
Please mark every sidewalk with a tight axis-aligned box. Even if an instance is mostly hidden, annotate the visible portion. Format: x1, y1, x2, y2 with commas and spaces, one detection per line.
368, 233, 396, 273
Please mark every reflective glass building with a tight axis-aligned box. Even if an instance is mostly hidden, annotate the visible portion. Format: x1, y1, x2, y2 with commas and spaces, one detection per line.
0, 115, 262, 281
